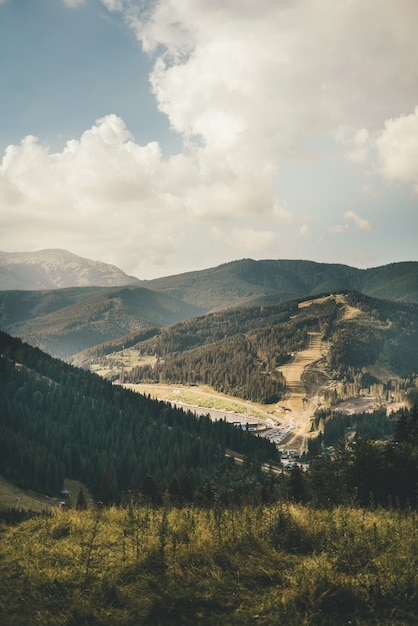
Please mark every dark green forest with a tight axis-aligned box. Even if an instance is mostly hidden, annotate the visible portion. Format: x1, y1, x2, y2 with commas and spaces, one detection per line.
1, 328, 418, 511
122, 296, 337, 402
0, 331, 279, 501
143, 258, 418, 308
116, 292, 418, 403
305, 409, 418, 509
327, 292, 418, 377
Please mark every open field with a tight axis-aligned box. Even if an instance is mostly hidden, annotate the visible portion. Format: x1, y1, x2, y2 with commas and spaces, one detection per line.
124, 383, 277, 424
0, 477, 92, 513
90, 350, 156, 379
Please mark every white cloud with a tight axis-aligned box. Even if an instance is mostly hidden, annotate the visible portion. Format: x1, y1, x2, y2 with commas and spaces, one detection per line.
337, 106, 418, 193
0, 116, 162, 209
0, 116, 166, 272
319, 211, 376, 242
128, 0, 418, 169
344, 210, 377, 232
376, 106, 418, 190
0, 115, 287, 274
121, 0, 418, 250
361, 184, 379, 198
100, 0, 126, 11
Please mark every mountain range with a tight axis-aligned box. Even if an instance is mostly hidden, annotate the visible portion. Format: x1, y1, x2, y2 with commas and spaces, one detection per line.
1, 249, 418, 360
139, 257, 418, 309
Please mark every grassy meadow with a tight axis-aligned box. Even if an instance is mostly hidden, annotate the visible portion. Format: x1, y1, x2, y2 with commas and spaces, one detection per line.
0, 502, 416, 625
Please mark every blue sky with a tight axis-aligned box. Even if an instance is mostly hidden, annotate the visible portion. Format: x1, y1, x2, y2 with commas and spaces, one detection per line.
1, 0, 417, 278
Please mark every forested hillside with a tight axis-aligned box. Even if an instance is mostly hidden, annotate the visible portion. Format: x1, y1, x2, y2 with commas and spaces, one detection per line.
89, 292, 418, 405
141, 258, 418, 309
1, 258, 418, 361
0, 332, 279, 501
0, 286, 204, 357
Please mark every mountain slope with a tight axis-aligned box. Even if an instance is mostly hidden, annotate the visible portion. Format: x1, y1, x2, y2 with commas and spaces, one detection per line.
0, 249, 139, 289
98, 291, 418, 409
1, 255, 418, 360
0, 331, 278, 499
141, 259, 418, 309
0, 285, 205, 357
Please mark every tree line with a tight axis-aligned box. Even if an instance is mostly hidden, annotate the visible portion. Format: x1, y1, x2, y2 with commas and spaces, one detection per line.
0, 331, 279, 501
301, 406, 418, 509
122, 297, 339, 403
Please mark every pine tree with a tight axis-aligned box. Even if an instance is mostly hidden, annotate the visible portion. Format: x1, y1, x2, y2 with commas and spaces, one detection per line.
76, 488, 87, 510
140, 475, 160, 504
98, 468, 114, 506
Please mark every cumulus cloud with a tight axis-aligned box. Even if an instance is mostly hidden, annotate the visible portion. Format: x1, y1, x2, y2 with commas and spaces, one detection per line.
344, 210, 377, 232
122, 0, 418, 248
100, 0, 126, 11
319, 224, 349, 241
0, 115, 161, 209
0, 115, 286, 274
376, 106, 418, 190
3, 0, 417, 275
0, 117, 171, 273
336, 106, 418, 193
319, 210, 377, 241
127, 0, 418, 168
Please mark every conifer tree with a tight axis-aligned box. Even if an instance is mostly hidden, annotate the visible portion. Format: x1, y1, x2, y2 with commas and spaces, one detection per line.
98, 468, 114, 506
76, 488, 87, 510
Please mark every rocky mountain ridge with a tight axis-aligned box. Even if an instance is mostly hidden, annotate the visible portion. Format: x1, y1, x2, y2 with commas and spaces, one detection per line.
0, 249, 139, 290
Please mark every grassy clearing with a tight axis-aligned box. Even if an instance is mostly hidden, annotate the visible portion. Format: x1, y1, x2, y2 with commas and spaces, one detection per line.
0, 476, 92, 513
125, 383, 274, 420
0, 475, 58, 513
90, 349, 156, 379
0, 502, 416, 625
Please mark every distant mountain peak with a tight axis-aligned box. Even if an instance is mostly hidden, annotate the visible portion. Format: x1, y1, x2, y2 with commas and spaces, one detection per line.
0, 249, 139, 290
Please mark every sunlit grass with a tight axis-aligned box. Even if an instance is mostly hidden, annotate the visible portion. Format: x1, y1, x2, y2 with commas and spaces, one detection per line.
0, 503, 416, 625
125, 382, 273, 420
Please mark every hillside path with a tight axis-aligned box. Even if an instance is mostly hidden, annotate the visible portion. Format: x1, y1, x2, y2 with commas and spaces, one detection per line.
276, 331, 323, 453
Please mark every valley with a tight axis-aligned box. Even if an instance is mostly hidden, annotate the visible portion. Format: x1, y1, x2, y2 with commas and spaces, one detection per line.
0, 249, 417, 480
118, 293, 412, 455
2, 254, 418, 362
122, 328, 324, 455
1, 271, 417, 626
115, 298, 322, 451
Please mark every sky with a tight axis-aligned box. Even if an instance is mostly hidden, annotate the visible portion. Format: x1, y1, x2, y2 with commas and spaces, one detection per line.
0, 0, 418, 279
